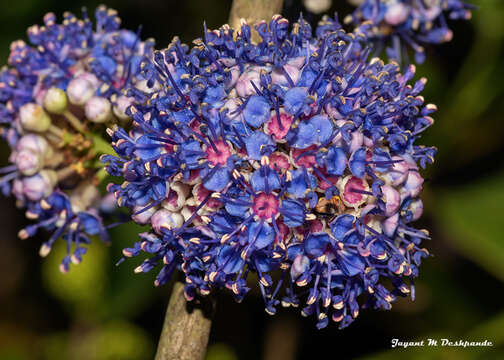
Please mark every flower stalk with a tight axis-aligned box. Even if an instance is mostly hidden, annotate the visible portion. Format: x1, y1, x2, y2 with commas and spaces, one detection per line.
153, 3, 287, 359
228, 0, 284, 41
154, 282, 216, 360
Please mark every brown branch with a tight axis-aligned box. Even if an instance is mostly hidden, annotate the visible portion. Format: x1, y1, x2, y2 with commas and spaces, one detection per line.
154, 282, 216, 360
228, 0, 285, 42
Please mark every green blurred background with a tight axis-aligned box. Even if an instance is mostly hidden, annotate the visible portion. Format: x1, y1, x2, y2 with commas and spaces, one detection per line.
0, 0, 503, 359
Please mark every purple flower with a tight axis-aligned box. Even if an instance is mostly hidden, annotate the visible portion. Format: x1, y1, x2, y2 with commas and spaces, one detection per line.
0, 6, 154, 271
104, 14, 436, 329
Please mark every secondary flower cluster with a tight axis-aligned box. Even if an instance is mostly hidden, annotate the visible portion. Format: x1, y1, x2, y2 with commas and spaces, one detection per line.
0, 6, 154, 272
347, 0, 473, 63
105, 15, 436, 328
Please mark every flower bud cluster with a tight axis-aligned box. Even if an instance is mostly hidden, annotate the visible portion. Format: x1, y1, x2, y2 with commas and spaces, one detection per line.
0, 6, 154, 271
346, 0, 473, 63
105, 15, 436, 328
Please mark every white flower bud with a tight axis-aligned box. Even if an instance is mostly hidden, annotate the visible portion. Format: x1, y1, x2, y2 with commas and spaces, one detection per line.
15, 148, 44, 176
303, 0, 332, 14
67, 77, 95, 105
85, 96, 112, 123
291, 254, 310, 279
407, 199, 423, 222
12, 178, 24, 200
19, 103, 52, 132
384, 2, 410, 26
16, 134, 49, 156
70, 184, 101, 213
151, 209, 184, 233
236, 68, 262, 98
76, 72, 100, 89
132, 204, 157, 225
22, 169, 57, 201
381, 185, 401, 217
43, 87, 68, 114
271, 63, 301, 87
112, 95, 134, 120
382, 213, 399, 238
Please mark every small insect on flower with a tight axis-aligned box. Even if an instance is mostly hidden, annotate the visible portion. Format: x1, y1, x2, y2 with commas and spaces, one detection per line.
313, 195, 345, 221
0, 6, 155, 272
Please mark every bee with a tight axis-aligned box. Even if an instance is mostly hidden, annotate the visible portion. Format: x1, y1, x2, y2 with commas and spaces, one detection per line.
313, 195, 345, 222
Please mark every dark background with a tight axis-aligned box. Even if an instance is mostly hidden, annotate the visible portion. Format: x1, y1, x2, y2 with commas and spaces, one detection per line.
1, 0, 503, 359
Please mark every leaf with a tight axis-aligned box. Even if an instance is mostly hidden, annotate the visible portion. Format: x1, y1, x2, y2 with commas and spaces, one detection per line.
42, 238, 109, 314
437, 173, 504, 282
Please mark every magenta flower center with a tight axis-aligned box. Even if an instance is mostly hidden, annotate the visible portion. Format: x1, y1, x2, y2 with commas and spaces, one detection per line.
267, 113, 293, 140
205, 140, 231, 166
343, 176, 367, 204
252, 192, 279, 219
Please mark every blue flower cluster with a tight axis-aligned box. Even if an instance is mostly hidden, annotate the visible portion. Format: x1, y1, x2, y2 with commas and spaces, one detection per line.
347, 0, 473, 63
105, 14, 436, 328
0, 6, 154, 272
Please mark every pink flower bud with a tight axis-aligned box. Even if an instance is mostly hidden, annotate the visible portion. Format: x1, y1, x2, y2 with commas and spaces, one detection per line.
112, 95, 134, 120
379, 155, 409, 186
235, 68, 262, 98
22, 169, 57, 201
407, 198, 423, 222
152, 209, 184, 233
402, 170, 424, 198
16, 134, 49, 155
339, 175, 369, 208
291, 254, 310, 279
382, 213, 400, 238
271, 64, 301, 87
67, 77, 95, 106
85, 96, 112, 123
385, 2, 410, 26
381, 185, 401, 217
15, 148, 44, 176
132, 205, 157, 225
12, 178, 24, 200
349, 130, 364, 153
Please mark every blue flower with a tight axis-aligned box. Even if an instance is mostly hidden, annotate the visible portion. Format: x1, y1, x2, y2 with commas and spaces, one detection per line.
330, 214, 355, 240
309, 114, 333, 144
286, 169, 316, 198
0, 6, 154, 271
243, 96, 271, 127
102, 14, 436, 329
283, 87, 308, 115
349, 147, 367, 178
319, 146, 347, 176
245, 132, 276, 160
288, 120, 317, 148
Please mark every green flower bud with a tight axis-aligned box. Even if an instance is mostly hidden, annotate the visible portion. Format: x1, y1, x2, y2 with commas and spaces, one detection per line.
43, 87, 68, 114
19, 103, 52, 132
